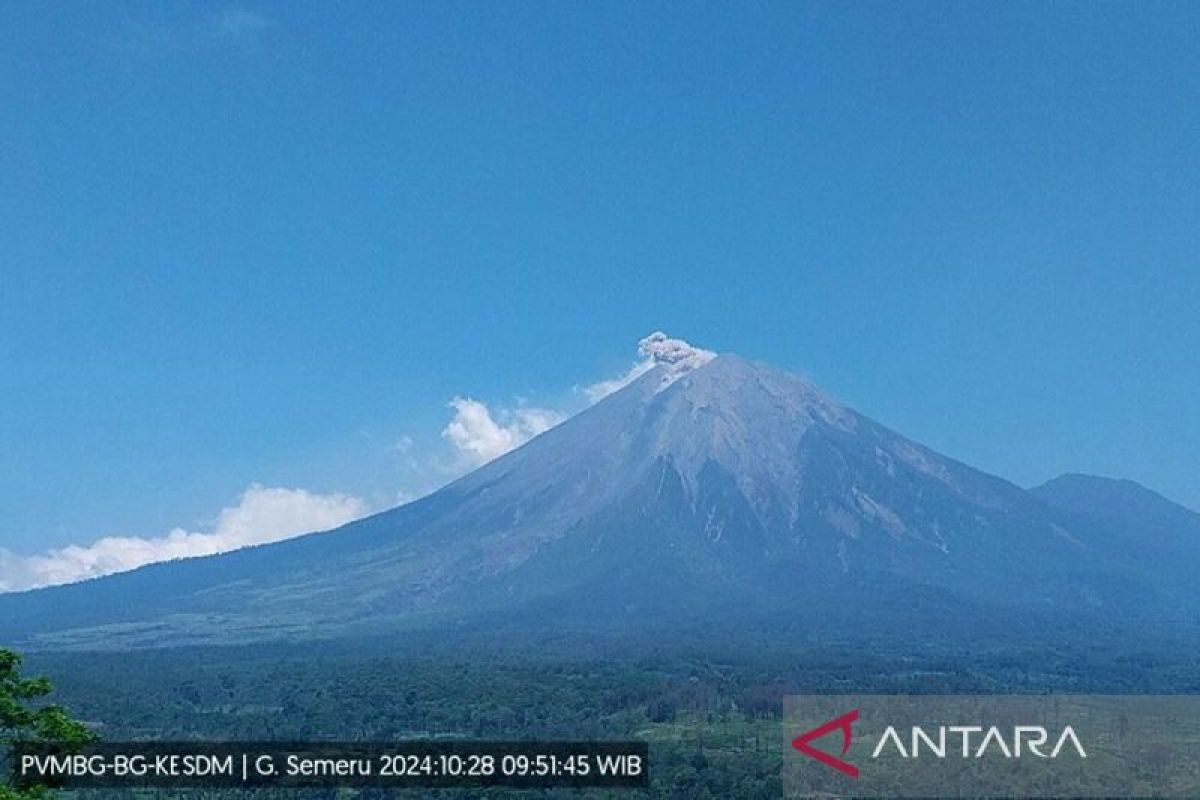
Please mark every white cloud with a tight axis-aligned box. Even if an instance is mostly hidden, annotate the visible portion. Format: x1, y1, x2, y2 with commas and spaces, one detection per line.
0, 485, 367, 593
441, 397, 564, 466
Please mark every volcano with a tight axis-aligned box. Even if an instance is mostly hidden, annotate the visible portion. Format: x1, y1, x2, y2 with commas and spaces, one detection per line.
2, 339, 1197, 648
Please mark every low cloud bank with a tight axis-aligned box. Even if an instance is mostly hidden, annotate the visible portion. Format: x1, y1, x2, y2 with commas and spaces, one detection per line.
0, 485, 367, 593
2, 332, 711, 592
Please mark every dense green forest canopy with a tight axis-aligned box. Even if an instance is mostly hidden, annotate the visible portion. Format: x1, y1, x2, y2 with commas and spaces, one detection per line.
16, 625, 1198, 800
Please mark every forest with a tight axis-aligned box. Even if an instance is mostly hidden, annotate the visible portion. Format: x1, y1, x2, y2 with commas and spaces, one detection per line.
15, 622, 1200, 799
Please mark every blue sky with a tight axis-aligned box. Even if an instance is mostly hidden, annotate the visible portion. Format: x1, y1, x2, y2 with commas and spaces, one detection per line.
1, 2, 1197, 585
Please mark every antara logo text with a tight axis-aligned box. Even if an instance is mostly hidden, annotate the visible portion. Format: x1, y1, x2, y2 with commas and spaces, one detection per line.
791, 709, 1087, 778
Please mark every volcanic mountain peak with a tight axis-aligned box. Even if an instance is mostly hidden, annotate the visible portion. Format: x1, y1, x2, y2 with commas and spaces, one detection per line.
628, 355, 855, 491
635, 330, 717, 391
445, 350, 860, 527
2, 339, 1196, 649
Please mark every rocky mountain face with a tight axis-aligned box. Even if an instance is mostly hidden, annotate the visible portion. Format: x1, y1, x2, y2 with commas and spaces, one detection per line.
2, 353, 1196, 648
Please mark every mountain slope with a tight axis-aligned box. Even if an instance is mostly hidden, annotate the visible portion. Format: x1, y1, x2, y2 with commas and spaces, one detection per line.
2, 353, 1196, 648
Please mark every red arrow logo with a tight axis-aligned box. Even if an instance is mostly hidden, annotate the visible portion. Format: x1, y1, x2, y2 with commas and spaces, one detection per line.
791, 708, 860, 778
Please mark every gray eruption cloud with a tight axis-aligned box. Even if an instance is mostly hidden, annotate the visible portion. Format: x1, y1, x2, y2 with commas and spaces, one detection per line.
637, 331, 716, 368
585, 332, 715, 402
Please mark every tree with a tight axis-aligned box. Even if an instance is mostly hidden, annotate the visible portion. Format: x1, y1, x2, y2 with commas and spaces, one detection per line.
1, 648, 95, 800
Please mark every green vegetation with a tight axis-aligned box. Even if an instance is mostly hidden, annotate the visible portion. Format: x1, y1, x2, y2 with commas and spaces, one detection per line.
1, 649, 94, 800
18, 628, 1198, 799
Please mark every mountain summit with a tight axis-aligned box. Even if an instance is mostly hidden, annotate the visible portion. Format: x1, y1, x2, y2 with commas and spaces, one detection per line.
2, 339, 1196, 648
